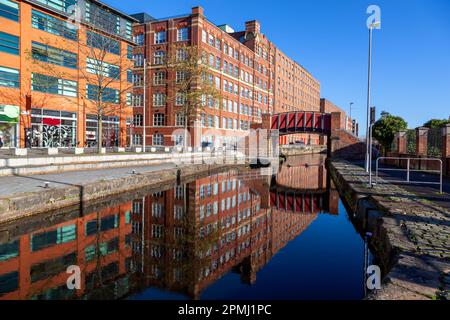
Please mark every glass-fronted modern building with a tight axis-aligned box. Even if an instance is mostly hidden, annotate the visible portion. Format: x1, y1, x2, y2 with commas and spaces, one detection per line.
0, 0, 137, 148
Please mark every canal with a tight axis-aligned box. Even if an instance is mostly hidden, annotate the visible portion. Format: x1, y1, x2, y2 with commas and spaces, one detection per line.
0, 154, 372, 300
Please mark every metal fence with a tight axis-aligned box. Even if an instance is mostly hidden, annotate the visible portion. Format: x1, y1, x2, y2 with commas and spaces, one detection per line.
427, 127, 442, 158
376, 157, 443, 193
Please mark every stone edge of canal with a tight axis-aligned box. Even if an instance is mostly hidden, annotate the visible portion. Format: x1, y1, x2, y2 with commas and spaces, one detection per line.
0, 163, 245, 225
327, 158, 449, 300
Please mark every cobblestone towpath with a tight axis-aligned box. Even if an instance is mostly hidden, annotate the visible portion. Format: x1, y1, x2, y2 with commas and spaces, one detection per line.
331, 160, 450, 300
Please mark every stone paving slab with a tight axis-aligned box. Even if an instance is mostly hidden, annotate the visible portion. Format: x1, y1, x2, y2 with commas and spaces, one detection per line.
331, 160, 450, 300
0, 163, 177, 197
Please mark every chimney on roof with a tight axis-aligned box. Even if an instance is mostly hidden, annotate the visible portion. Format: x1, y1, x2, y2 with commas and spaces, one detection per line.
192, 6, 204, 16
245, 20, 260, 34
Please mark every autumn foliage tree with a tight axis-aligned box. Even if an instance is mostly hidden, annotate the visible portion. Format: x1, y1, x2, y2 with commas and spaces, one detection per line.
372, 111, 408, 154
165, 45, 222, 148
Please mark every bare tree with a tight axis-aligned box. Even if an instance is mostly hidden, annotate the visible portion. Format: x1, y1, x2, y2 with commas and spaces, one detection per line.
165, 45, 222, 148
26, 11, 134, 153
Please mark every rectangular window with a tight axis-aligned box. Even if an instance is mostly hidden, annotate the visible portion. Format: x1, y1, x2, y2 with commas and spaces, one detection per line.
153, 72, 166, 85
176, 48, 187, 62
31, 252, 76, 283
86, 57, 120, 79
0, 66, 19, 88
32, 73, 78, 97
0, 271, 18, 295
86, 84, 119, 103
34, 0, 76, 13
133, 114, 143, 127
202, 30, 207, 43
0, 240, 19, 262
86, 31, 120, 55
176, 71, 186, 83
154, 31, 166, 44
85, 1, 120, 36
32, 41, 77, 69
153, 51, 165, 65
152, 134, 164, 146
153, 93, 166, 107
175, 92, 186, 106
127, 44, 133, 60
133, 34, 144, 45
31, 224, 76, 252
175, 113, 185, 126
133, 54, 144, 67
177, 28, 189, 41
125, 21, 132, 40
132, 73, 143, 86
32, 9, 77, 41
0, 31, 18, 55
131, 94, 143, 107
0, 0, 19, 22
127, 69, 133, 83
153, 113, 165, 126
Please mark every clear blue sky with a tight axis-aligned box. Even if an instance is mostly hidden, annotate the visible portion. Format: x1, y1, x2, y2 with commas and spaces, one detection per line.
107, 0, 450, 134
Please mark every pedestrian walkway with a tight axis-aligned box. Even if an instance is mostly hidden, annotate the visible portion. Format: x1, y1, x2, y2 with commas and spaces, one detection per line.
0, 162, 177, 198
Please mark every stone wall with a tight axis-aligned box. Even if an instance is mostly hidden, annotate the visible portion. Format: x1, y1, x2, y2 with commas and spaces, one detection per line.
0, 163, 242, 224
329, 112, 366, 159
387, 124, 450, 177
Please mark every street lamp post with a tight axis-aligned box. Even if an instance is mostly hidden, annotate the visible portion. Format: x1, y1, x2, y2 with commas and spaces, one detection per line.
365, 22, 380, 172
143, 58, 147, 151
349, 102, 354, 121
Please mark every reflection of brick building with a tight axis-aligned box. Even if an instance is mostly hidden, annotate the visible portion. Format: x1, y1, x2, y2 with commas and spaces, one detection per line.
0, 204, 132, 299
131, 6, 320, 148
130, 169, 322, 298
0, 156, 335, 300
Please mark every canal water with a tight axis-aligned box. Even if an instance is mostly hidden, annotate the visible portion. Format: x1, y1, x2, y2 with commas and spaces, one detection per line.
0, 154, 370, 300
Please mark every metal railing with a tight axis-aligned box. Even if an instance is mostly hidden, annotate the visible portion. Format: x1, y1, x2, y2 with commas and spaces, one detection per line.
375, 157, 443, 194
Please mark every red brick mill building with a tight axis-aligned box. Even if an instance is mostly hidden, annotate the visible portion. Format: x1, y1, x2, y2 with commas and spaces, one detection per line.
130, 6, 323, 148
0, 2, 356, 150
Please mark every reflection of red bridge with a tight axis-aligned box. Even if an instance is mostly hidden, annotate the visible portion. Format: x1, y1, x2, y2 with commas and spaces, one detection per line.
270, 189, 327, 214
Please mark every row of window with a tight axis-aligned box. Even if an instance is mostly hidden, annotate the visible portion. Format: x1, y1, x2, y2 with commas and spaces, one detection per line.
32, 41, 77, 69
0, 0, 19, 22
200, 113, 250, 131
0, 65, 19, 88
150, 27, 189, 45
202, 29, 270, 66
0, 65, 126, 103
1, 9, 133, 58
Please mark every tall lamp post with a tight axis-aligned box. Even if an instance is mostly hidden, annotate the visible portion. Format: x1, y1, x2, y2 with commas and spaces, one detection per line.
349, 102, 354, 121
349, 102, 354, 132
365, 21, 380, 172
143, 58, 147, 151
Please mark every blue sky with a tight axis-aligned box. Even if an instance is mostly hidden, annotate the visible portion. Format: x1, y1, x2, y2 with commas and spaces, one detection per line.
107, 0, 450, 134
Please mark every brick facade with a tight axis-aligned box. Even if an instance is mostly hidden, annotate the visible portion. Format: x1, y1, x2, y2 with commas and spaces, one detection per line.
131, 6, 321, 147
320, 98, 354, 132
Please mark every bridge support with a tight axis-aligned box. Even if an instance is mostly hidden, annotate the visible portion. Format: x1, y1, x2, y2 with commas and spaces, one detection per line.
328, 112, 366, 159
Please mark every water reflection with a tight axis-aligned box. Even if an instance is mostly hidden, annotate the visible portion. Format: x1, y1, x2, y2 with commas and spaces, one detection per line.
0, 154, 361, 300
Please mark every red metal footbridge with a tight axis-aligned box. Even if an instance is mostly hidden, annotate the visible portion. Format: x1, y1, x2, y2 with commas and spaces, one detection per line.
270, 111, 332, 135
